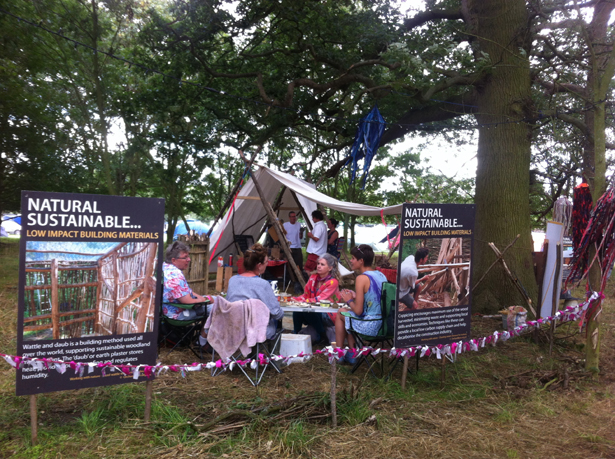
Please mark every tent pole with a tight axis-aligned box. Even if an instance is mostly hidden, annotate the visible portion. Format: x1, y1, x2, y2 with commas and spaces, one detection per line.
207, 147, 261, 237
238, 151, 306, 289
255, 185, 287, 244
290, 189, 313, 231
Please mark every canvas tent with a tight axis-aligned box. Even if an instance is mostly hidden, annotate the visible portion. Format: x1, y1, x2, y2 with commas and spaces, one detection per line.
208, 165, 403, 270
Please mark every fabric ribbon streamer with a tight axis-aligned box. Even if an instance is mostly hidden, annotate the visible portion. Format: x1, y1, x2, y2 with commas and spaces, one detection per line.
567, 184, 615, 291
571, 183, 593, 277
345, 105, 385, 189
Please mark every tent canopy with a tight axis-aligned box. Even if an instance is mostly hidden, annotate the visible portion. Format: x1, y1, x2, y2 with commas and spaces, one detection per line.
208, 165, 403, 267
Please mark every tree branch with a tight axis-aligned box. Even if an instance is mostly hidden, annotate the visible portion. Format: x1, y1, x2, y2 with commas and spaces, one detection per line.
404, 9, 463, 30
537, 80, 588, 98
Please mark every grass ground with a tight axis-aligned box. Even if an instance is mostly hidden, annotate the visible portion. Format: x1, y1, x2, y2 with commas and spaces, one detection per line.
0, 237, 614, 458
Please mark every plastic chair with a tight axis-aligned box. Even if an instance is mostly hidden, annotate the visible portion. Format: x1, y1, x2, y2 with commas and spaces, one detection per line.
158, 301, 209, 360
341, 282, 396, 377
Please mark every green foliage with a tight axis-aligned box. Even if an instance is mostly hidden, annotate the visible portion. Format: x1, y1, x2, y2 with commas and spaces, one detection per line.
337, 396, 372, 426
77, 408, 108, 436
270, 420, 313, 456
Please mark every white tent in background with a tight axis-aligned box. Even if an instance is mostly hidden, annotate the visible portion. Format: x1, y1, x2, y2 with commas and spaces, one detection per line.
208, 165, 404, 272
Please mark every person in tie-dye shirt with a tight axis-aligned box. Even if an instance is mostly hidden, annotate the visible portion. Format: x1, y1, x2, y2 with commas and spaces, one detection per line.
162, 241, 212, 320
292, 253, 340, 343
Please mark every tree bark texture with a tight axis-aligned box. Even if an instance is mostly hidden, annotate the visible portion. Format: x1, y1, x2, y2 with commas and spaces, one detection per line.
468, 0, 538, 313
581, 0, 615, 374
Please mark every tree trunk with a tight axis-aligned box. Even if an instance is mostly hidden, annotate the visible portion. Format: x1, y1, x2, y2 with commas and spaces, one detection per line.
469, 0, 538, 313
90, 0, 115, 196
581, 0, 615, 374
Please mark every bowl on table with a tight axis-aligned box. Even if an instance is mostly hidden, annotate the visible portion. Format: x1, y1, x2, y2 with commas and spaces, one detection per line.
278, 292, 292, 302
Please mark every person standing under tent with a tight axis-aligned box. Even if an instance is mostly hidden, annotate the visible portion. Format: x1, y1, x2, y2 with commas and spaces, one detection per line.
326, 217, 340, 258
304, 210, 327, 273
283, 211, 304, 293
398, 247, 430, 310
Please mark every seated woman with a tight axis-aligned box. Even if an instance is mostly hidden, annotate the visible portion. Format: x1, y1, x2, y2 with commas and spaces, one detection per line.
335, 244, 386, 363
226, 243, 284, 340
163, 241, 213, 346
292, 253, 340, 343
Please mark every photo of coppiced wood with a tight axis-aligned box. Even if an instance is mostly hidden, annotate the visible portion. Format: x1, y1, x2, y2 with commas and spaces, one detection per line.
23, 242, 159, 339
414, 237, 471, 309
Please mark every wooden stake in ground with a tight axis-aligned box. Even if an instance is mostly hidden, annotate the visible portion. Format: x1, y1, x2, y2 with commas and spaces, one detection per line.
144, 380, 153, 422
401, 355, 409, 389
330, 342, 337, 428
238, 150, 306, 289
30, 394, 37, 445
440, 355, 446, 388
549, 244, 562, 357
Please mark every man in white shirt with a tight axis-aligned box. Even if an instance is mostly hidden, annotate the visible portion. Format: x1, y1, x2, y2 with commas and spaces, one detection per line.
304, 210, 327, 272
399, 247, 429, 309
283, 211, 304, 292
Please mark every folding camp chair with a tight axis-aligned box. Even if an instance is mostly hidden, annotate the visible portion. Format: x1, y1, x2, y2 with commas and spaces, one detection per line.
212, 327, 283, 386
341, 282, 396, 377
335, 237, 345, 260
209, 300, 283, 386
158, 301, 210, 360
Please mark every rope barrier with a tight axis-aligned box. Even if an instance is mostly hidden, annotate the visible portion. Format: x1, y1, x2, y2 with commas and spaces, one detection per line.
2, 292, 599, 380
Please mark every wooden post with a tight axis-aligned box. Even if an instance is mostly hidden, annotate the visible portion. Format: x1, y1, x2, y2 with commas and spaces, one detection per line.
238, 150, 306, 289
215, 266, 224, 292
440, 354, 446, 388
135, 243, 157, 333
144, 380, 153, 422
94, 259, 103, 335
111, 252, 119, 334
401, 355, 409, 389
289, 189, 313, 231
50, 259, 60, 339
330, 342, 337, 428
203, 236, 210, 295
549, 243, 562, 357
223, 267, 232, 292
207, 147, 261, 237
30, 394, 38, 445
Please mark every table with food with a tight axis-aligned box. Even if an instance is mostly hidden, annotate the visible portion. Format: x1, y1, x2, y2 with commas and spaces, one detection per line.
280, 298, 341, 314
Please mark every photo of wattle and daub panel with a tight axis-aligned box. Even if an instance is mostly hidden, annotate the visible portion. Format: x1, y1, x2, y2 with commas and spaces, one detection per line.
22, 241, 159, 340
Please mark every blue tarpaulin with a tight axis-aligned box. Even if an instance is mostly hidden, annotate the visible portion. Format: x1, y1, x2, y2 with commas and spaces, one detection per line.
174, 221, 209, 238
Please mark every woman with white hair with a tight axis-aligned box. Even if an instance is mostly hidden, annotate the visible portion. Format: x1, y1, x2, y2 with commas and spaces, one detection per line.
292, 253, 340, 343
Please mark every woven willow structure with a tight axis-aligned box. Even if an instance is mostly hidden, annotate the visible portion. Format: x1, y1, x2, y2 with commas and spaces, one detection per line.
23, 242, 158, 339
